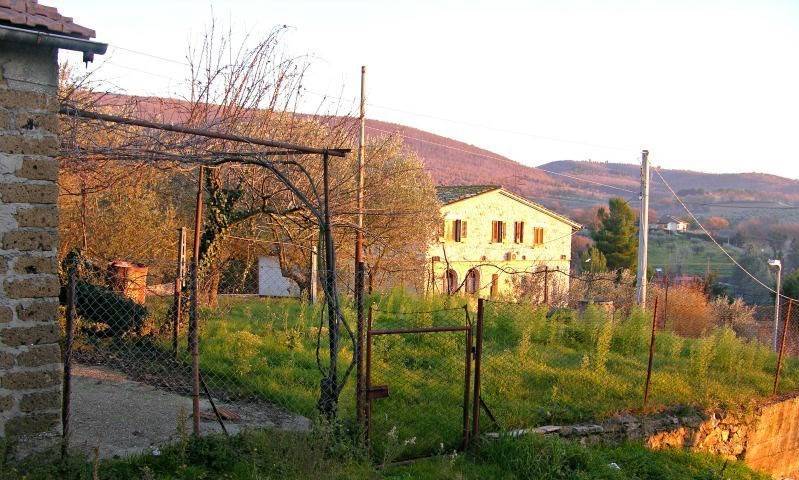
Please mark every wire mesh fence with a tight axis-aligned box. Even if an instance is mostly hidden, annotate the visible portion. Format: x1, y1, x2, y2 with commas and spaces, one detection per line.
473, 293, 799, 440
57, 180, 355, 459
365, 306, 471, 462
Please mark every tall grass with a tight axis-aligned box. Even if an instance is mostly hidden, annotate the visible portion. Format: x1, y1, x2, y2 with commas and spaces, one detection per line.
187, 290, 799, 459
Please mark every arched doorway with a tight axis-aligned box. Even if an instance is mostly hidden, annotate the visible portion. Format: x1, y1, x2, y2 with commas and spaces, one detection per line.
465, 268, 480, 294
445, 269, 459, 294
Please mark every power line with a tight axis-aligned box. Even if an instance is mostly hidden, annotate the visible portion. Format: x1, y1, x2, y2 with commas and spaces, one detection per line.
304, 88, 639, 153
108, 44, 190, 67
653, 167, 797, 302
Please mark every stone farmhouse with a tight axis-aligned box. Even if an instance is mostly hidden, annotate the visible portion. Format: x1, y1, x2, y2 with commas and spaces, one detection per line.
426, 185, 581, 298
651, 215, 689, 233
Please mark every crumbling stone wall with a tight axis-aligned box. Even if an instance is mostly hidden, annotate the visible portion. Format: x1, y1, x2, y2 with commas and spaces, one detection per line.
0, 40, 62, 454
492, 395, 799, 479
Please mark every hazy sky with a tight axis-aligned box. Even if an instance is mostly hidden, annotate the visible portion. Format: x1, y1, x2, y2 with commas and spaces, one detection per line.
52, 0, 799, 179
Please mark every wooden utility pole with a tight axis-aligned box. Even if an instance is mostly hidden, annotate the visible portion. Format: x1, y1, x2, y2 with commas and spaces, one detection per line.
355, 65, 367, 428
636, 150, 650, 306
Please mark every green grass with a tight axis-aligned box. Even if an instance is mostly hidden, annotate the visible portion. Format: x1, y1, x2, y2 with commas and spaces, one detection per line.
2, 431, 769, 480
180, 290, 799, 460
648, 231, 740, 277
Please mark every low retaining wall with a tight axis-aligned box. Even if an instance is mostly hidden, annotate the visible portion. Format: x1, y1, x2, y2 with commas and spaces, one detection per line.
490, 393, 799, 479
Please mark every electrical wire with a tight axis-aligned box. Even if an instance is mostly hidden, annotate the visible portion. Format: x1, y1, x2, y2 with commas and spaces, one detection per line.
653, 167, 797, 302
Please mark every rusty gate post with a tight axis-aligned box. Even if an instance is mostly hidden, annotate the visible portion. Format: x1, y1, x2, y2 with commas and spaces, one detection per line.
774, 300, 793, 395
61, 265, 77, 458
471, 298, 485, 442
662, 275, 670, 329
365, 304, 374, 447
462, 305, 472, 448
643, 296, 659, 407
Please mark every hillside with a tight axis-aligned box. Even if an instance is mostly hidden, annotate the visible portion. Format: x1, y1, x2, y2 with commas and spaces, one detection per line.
366, 120, 799, 219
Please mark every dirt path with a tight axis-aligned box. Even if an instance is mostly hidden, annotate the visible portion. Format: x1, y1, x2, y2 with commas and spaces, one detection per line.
70, 364, 311, 459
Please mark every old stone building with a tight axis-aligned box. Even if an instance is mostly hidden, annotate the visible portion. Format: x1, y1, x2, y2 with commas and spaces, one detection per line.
0, 0, 104, 454
427, 185, 580, 298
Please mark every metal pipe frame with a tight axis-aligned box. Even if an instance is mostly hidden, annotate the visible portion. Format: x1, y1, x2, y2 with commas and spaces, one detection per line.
59, 106, 350, 157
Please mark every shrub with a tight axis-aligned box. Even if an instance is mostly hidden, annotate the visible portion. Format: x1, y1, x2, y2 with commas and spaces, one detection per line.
690, 337, 714, 388
662, 285, 713, 337
75, 281, 148, 336
612, 307, 649, 355
655, 331, 684, 358
710, 326, 743, 373
711, 296, 757, 340
592, 317, 614, 371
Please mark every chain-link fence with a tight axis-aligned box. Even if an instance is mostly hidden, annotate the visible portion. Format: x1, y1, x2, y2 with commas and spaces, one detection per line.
58, 220, 356, 457
472, 294, 799, 440
365, 305, 471, 462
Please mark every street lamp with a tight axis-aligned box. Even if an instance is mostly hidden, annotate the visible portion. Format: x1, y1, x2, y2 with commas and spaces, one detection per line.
768, 259, 782, 351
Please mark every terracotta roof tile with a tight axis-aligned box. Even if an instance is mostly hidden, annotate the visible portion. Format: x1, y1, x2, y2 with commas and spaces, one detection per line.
0, 0, 95, 39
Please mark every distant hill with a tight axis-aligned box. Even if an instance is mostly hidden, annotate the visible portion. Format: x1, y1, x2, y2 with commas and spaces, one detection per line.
367, 121, 799, 222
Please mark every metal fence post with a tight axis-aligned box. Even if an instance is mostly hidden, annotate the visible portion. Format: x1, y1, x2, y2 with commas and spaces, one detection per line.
471, 298, 485, 442
61, 265, 77, 458
643, 296, 659, 407
462, 305, 472, 449
365, 304, 374, 447
774, 300, 793, 395
173, 227, 186, 357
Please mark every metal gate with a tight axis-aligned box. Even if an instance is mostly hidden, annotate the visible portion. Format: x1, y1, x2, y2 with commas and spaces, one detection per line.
365, 306, 472, 461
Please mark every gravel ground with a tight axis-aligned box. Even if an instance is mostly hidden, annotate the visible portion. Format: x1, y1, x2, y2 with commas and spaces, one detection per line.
69, 364, 311, 459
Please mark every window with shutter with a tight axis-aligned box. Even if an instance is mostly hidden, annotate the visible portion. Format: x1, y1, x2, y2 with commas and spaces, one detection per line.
461, 220, 467, 239
532, 227, 545, 245
514, 221, 524, 243
491, 221, 499, 243
454, 219, 462, 242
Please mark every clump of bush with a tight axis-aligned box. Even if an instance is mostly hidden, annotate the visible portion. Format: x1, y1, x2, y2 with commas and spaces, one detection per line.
658, 284, 713, 337
75, 281, 149, 337
711, 296, 757, 340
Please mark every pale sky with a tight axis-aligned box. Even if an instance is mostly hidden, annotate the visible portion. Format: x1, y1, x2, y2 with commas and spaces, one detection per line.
52, 0, 799, 179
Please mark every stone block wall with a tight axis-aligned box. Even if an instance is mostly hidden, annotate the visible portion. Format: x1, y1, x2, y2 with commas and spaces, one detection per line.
0, 41, 62, 454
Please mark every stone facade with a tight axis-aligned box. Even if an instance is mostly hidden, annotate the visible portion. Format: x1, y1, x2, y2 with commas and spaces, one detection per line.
489, 395, 799, 479
427, 188, 579, 298
0, 40, 62, 453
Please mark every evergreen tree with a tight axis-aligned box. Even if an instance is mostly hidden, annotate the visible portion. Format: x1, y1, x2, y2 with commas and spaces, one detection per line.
782, 269, 799, 301
579, 246, 608, 273
591, 197, 638, 271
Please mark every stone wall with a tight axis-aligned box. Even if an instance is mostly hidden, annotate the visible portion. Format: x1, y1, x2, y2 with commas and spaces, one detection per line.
0, 40, 62, 454
744, 394, 799, 478
490, 395, 799, 479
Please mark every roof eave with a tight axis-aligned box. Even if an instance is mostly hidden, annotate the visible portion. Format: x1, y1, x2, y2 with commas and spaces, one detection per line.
0, 24, 107, 62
